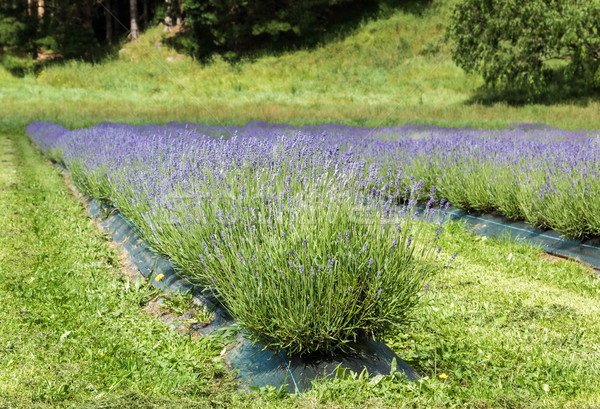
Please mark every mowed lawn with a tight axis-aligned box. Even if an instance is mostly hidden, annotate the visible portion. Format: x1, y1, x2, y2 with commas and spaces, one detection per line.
0, 131, 600, 408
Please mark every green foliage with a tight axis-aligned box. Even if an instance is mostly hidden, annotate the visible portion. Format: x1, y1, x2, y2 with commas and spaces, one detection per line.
3, 1, 600, 132
0, 54, 35, 76
0, 2, 38, 75
38, 0, 99, 59
0, 15, 27, 49
447, 0, 600, 99
34, 35, 59, 54
159, 290, 195, 316
181, 0, 382, 60
0, 2, 37, 59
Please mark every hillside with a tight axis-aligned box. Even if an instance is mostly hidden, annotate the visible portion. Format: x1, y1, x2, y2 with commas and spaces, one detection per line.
1, 0, 599, 131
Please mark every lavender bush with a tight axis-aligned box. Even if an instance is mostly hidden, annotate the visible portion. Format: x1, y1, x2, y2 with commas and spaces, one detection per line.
27, 122, 449, 355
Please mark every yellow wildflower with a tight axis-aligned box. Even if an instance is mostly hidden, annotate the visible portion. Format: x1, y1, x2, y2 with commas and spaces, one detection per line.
155, 273, 165, 282
438, 373, 448, 379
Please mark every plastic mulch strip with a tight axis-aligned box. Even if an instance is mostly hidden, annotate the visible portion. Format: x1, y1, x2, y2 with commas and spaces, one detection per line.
442, 207, 600, 272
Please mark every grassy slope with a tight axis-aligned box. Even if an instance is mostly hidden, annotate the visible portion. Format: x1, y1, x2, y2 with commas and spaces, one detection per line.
2, 131, 600, 408
1, 0, 599, 132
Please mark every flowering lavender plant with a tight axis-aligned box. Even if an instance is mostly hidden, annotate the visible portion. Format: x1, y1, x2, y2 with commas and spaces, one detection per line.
28, 121, 450, 355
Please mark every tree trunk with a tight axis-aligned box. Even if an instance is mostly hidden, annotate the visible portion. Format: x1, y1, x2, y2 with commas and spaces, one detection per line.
142, 0, 149, 28
28, 0, 38, 18
81, 0, 94, 59
28, 0, 39, 58
81, 0, 93, 31
165, 0, 172, 30
175, 0, 182, 25
105, 0, 113, 45
129, 0, 139, 40
47, 0, 54, 18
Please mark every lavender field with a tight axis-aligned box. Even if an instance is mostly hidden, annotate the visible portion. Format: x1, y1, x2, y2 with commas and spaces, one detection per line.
28, 121, 600, 239
26, 120, 600, 354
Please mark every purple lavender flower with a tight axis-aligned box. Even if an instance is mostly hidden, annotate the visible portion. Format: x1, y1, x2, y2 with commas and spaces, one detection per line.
367, 257, 374, 269
391, 238, 398, 252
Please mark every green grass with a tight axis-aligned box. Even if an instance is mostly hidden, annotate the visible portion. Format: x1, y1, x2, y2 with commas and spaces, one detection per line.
2, 131, 600, 407
1, 0, 600, 133
312, 227, 600, 408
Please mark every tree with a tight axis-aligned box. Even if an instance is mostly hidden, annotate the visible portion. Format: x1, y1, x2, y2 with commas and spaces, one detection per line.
446, 0, 600, 96
129, 0, 139, 40
2, 0, 161, 71
0, 1, 38, 61
180, 0, 367, 61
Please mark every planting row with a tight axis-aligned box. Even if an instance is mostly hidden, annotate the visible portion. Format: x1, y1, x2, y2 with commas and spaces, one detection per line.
29, 121, 600, 239
27, 121, 450, 356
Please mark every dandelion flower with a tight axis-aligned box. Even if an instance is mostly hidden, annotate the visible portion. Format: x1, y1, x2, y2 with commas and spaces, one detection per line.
438, 373, 448, 379
155, 273, 165, 282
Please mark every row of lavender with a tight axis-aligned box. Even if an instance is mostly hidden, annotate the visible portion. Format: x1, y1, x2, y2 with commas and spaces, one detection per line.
27, 121, 449, 355
175, 121, 599, 239
31, 120, 600, 239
